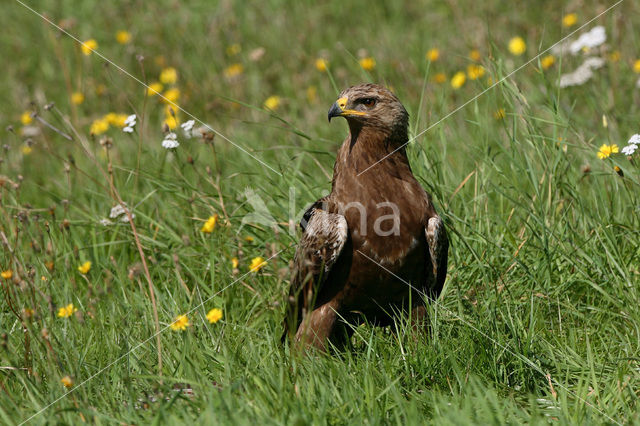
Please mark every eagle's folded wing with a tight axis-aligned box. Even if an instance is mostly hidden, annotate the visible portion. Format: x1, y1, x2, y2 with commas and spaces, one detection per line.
425, 215, 449, 297
282, 206, 348, 341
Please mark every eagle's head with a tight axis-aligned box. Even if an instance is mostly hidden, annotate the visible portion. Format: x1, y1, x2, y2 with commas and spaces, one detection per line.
328, 83, 409, 139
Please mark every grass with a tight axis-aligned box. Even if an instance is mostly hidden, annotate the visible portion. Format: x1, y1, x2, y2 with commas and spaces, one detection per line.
1, 0, 640, 424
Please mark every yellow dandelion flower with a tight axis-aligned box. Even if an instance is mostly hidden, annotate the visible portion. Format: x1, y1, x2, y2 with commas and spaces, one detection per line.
90, 118, 109, 135
116, 30, 131, 44
469, 49, 481, 62
226, 44, 241, 56
562, 13, 577, 27
608, 51, 620, 62
359, 57, 376, 71
147, 82, 163, 96
264, 95, 281, 110
200, 215, 218, 233
95, 84, 107, 96
426, 48, 440, 62
451, 71, 466, 89
508, 37, 526, 56
160, 67, 178, 85
306, 85, 318, 103
597, 144, 618, 159
206, 308, 223, 324
315, 58, 328, 72
432, 72, 447, 84
78, 261, 91, 274
170, 314, 190, 331
61, 376, 74, 388
162, 88, 180, 103
81, 39, 98, 55
541, 55, 555, 70
231, 257, 239, 268
223, 63, 244, 79
112, 114, 128, 128
57, 303, 77, 318
1, 270, 12, 279
493, 108, 506, 120
249, 256, 266, 272
466, 64, 485, 80
21, 111, 33, 125
244, 235, 254, 243
633, 59, 640, 74
71, 92, 84, 105
22, 146, 32, 155
164, 115, 178, 130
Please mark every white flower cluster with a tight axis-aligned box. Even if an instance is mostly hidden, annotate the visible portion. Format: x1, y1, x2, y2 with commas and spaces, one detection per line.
123, 114, 137, 133
559, 57, 605, 88
621, 134, 640, 156
162, 132, 179, 149
554, 26, 608, 88
101, 202, 135, 225
569, 26, 606, 55
181, 120, 195, 139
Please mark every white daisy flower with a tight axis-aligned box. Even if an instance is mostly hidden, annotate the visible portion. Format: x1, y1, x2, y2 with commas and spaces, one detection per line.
125, 114, 137, 126
628, 134, 640, 145
181, 120, 196, 139
621, 144, 637, 156
123, 126, 134, 133
162, 132, 179, 149
569, 26, 606, 55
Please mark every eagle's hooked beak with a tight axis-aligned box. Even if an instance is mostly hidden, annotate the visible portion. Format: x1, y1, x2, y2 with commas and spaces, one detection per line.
328, 97, 366, 122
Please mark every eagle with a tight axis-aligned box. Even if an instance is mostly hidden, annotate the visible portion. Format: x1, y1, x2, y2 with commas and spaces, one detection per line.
283, 83, 448, 351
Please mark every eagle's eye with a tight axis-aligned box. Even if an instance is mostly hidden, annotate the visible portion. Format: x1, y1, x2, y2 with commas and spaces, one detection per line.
360, 98, 376, 108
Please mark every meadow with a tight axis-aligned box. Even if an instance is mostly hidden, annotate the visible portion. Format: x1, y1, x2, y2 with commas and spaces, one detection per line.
1, 0, 640, 424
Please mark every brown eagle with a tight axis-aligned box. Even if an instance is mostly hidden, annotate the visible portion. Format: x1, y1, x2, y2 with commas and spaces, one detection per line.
283, 83, 448, 351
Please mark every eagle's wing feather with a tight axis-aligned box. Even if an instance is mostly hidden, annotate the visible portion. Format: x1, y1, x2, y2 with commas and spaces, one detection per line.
425, 215, 449, 296
282, 205, 348, 341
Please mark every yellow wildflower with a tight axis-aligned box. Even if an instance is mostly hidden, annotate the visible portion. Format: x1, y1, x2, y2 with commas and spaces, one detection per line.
61, 376, 74, 388
170, 314, 190, 331
71, 92, 84, 105
608, 51, 620, 62
95, 84, 107, 96
541, 55, 555, 70
426, 48, 440, 62
57, 303, 77, 318
112, 114, 128, 128
164, 115, 178, 130
224, 63, 244, 79
359, 57, 376, 71
562, 13, 577, 27
201, 215, 218, 233
1, 270, 12, 279
493, 108, 506, 120
451, 71, 466, 89
78, 261, 92, 274
597, 144, 618, 159
81, 39, 98, 55
116, 30, 131, 44
244, 235, 254, 243
147, 82, 163, 96
633, 59, 640, 74
23, 308, 35, 318
226, 43, 241, 56
432, 73, 446, 84
160, 67, 178, 85
306, 85, 318, 103
231, 257, 239, 268
467, 64, 485, 80
162, 88, 180, 103
264, 95, 281, 110
21, 111, 33, 125
90, 118, 109, 135
508, 37, 526, 56
249, 256, 266, 272
315, 58, 328, 71
206, 308, 223, 324
469, 49, 481, 62
22, 146, 32, 155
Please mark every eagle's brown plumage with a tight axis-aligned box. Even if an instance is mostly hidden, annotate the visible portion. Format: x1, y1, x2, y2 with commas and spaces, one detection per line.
283, 83, 448, 351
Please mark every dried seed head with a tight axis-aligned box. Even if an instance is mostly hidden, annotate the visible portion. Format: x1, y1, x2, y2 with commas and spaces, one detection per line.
99, 136, 113, 149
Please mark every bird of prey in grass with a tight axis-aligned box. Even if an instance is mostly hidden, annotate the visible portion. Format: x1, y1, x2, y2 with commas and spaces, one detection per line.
283, 83, 448, 351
